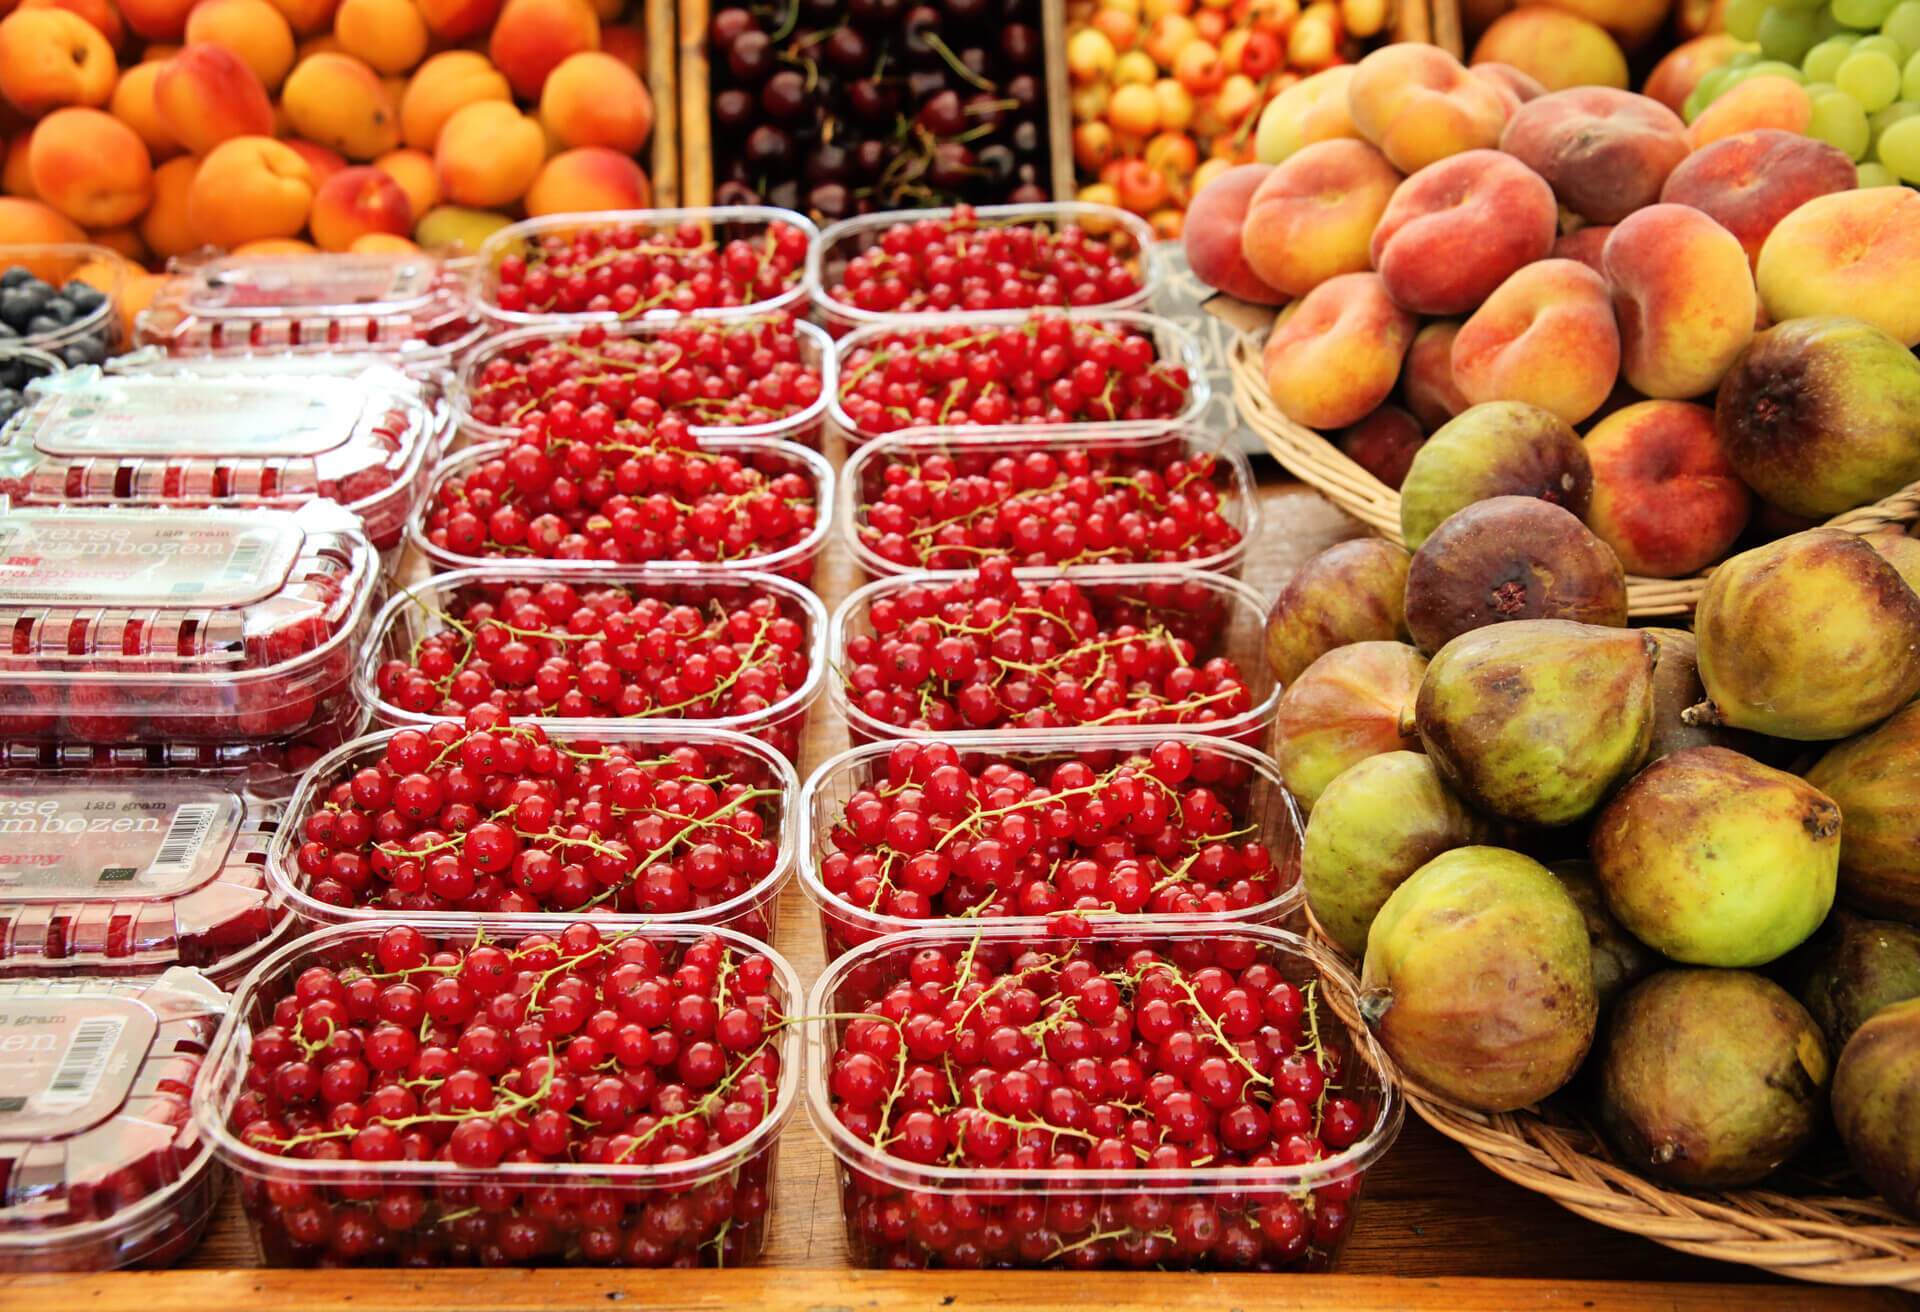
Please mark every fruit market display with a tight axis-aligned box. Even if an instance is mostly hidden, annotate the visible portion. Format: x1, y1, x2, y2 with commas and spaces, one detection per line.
205, 921, 795, 1266
703, 0, 1053, 221
0, 0, 658, 271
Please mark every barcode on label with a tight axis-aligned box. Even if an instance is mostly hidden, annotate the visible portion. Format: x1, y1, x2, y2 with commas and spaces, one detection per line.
42, 1017, 124, 1106
147, 802, 219, 876
220, 540, 267, 579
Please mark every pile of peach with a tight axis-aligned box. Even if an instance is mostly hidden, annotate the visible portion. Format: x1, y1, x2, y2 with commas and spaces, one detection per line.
0, 0, 653, 283
1189, 41, 1920, 576
1064, 0, 1389, 233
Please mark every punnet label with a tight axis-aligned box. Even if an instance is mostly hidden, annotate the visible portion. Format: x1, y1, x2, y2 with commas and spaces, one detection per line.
0, 784, 242, 900
0, 510, 301, 607
0, 996, 157, 1137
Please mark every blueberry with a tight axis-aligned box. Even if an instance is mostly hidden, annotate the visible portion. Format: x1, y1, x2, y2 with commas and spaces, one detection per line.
66, 282, 105, 312
0, 267, 30, 289
26, 315, 61, 337
61, 339, 103, 366
40, 297, 74, 325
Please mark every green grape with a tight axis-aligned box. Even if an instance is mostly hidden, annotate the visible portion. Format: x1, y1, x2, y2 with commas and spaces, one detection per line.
1685, 66, 1738, 119
1726, 0, 1767, 38
1811, 85, 1875, 155
1804, 34, 1861, 78
1856, 32, 1905, 55
1903, 47, 1920, 97
1871, 96, 1920, 134
1859, 159, 1900, 183
1816, 5, 1849, 37
1835, 0, 1897, 27
1728, 49, 1762, 66
1884, 0, 1920, 49
1838, 48, 1904, 106
1747, 58, 1812, 77
1874, 111, 1920, 175
1761, 6, 1822, 59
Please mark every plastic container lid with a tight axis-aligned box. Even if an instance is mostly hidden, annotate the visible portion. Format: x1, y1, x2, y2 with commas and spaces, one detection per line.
0, 370, 435, 550
0, 772, 287, 982
0, 968, 228, 1272
135, 251, 483, 361
0, 500, 378, 746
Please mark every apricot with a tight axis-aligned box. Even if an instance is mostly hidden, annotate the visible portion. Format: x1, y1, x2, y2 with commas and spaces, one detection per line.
27, 108, 152, 229
1661, 129, 1855, 268
1534, 0, 1669, 48
0, 196, 85, 246
400, 50, 510, 151
2, 131, 34, 198
185, 0, 294, 88
488, 0, 597, 101
1499, 87, 1689, 223
307, 163, 409, 250
1472, 6, 1627, 92
1452, 258, 1621, 424
1240, 138, 1399, 297
1347, 43, 1510, 173
1686, 75, 1810, 148
0, 9, 115, 114
109, 61, 179, 158
539, 51, 652, 153
19, 0, 123, 48
372, 145, 436, 218
1604, 204, 1755, 400
434, 99, 542, 208
1369, 148, 1556, 316
524, 145, 649, 215
282, 51, 399, 158
119, 0, 195, 39
155, 44, 275, 155
140, 153, 198, 257
86, 228, 146, 262
1756, 187, 1920, 346
1263, 271, 1417, 429
599, 22, 643, 73
414, 0, 497, 39
349, 231, 414, 254
185, 133, 314, 246
333, 0, 426, 75
264, 0, 333, 34
282, 137, 345, 186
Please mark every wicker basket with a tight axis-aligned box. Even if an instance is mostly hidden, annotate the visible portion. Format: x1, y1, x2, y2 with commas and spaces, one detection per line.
1230, 332, 1920, 617
1299, 903, 1920, 1290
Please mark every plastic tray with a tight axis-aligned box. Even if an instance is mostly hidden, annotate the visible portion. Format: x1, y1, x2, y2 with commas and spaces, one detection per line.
134, 250, 484, 365
805, 920, 1402, 1270
797, 731, 1305, 962
470, 206, 819, 325
830, 310, 1209, 447
0, 771, 288, 983
409, 437, 834, 587
192, 918, 801, 1267
806, 203, 1161, 334
453, 315, 833, 448
0, 968, 229, 1271
357, 565, 826, 763
0, 501, 379, 753
828, 567, 1278, 747
268, 721, 797, 939
0, 243, 124, 362
840, 422, 1259, 581
0, 368, 437, 556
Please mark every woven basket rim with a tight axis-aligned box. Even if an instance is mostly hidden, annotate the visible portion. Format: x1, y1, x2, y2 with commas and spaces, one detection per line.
1228, 332, 1920, 619
1299, 903, 1920, 1290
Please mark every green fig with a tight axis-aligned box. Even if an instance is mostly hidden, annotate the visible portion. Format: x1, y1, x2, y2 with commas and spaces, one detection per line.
1591, 747, 1839, 967
1361, 846, 1597, 1111
1273, 641, 1426, 813
1689, 529, 1920, 741
1549, 860, 1658, 1010
1598, 970, 1829, 1190
1303, 751, 1485, 957
1415, 619, 1656, 826
1833, 997, 1920, 1219
1643, 628, 1744, 763
1714, 316, 1920, 518
1399, 401, 1593, 550
1263, 539, 1411, 685
1807, 701, 1920, 923
1802, 913, 1920, 1050
1403, 496, 1628, 655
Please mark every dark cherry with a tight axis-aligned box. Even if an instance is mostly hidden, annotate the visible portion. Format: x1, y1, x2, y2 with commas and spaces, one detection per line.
808, 183, 851, 219
714, 179, 761, 206
1002, 22, 1040, 66
713, 87, 755, 131
928, 141, 974, 189
726, 29, 773, 81
760, 69, 806, 119
976, 143, 1015, 185
1009, 181, 1047, 204
1006, 73, 1040, 113
744, 124, 792, 166
852, 138, 888, 177
805, 141, 853, 184
767, 179, 801, 211
709, 6, 754, 48
1010, 119, 1040, 157
824, 26, 871, 71
903, 5, 940, 60
917, 90, 966, 137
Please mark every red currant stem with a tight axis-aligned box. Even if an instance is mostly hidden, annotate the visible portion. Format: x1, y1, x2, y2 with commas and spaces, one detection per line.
953, 950, 1072, 1033
961, 1104, 1098, 1148
576, 786, 781, 909
930, 759, 1178, 852
1153, 963, 1273, 1090
1073, 684, 1244, 728
1302, 979, 1335, 1121
612, 1032, 776, 1163
839, 327, 1006, 392
258, 1042, 560, 1154
1047, 1227, 1170, 1262
291, 1012, 337, 1061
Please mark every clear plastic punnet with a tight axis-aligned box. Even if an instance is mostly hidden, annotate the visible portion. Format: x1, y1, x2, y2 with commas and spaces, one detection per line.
0, 369, 438, 556
194, 919, 801, 1267
0, 243, 125, 361
134, 250, 484, 364
797, 731, 1305, 963
0, 772, 288, 982
806, 921, 1402, 1271
0, 968, 230, 1272
806, 203, 1162, 334
840, 422, 1259, 581
357, 565, 826, 762
268, 721, 797, 940
470, 206, 819, 325
0, 500, 378, 760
